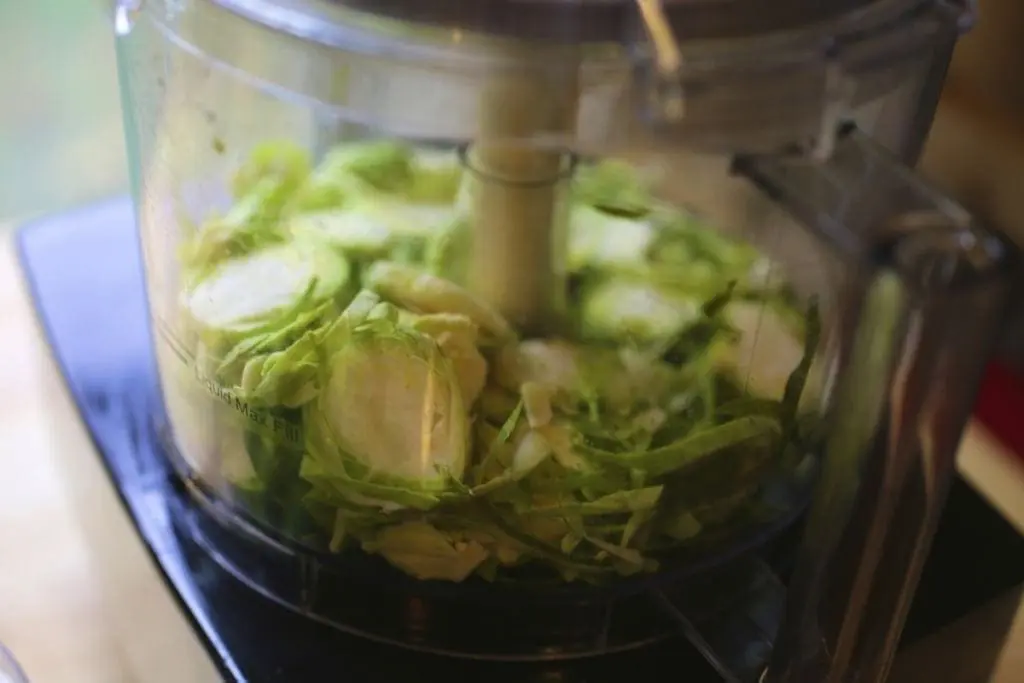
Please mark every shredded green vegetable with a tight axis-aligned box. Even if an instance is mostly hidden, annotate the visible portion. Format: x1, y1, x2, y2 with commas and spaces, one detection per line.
170, 139, 823, 584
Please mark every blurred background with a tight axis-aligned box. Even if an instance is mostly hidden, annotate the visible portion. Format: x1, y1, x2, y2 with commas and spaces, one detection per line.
0, 1, 126, 220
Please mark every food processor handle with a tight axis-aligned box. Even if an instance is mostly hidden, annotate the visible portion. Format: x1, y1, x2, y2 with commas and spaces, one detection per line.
734, 125, 1021, 683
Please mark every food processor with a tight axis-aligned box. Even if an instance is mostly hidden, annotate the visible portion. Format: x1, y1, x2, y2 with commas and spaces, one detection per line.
14, 0, 1024, 681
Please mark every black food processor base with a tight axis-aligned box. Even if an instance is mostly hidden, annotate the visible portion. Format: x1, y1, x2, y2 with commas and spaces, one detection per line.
15, 198, 1024, 683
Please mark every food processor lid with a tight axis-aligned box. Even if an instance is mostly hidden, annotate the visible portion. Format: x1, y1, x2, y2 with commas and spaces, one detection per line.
316, 0, 881, 41
210, 0, 933, 44
172, 0, 969, 156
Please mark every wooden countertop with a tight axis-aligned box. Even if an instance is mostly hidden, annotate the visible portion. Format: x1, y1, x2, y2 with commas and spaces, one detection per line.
0, 231, 1022, 683
0, 234, 221, 683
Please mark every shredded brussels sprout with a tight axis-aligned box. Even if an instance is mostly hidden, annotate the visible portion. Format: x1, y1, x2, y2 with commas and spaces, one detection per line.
171, 139, 823, 584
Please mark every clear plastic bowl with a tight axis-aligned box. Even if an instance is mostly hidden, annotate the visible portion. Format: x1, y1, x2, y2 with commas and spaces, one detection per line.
112, 0, 965, 660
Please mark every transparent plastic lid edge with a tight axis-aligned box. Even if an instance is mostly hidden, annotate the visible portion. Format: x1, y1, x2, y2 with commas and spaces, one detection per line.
203, 0, 937, 48
140, 0, 964, 155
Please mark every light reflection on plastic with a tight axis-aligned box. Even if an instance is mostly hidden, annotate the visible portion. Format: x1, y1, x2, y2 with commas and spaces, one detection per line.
114, 0, 142, 36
